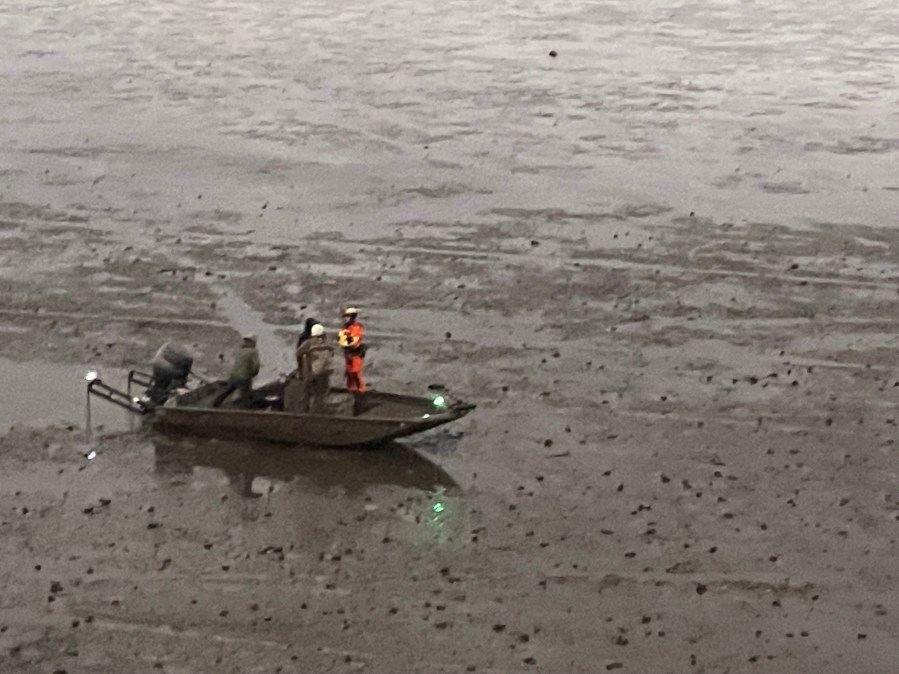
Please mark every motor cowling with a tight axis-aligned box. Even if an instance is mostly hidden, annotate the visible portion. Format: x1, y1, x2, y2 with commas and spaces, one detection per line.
146, 341, 193, 404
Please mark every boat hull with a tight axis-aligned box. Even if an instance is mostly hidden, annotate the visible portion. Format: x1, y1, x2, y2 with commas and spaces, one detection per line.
151, 388, 473, 447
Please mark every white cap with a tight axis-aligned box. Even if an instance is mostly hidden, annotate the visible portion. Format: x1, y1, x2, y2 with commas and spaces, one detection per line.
310, 323, 324, 337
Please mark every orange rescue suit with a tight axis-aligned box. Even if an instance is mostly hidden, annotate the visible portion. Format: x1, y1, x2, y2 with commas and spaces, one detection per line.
338, 321, 366, 392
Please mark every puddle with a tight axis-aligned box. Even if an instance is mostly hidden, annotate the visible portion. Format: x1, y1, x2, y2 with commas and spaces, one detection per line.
152, 434, 458, 497
0, 358, 133, 435
214, 289, 299, 379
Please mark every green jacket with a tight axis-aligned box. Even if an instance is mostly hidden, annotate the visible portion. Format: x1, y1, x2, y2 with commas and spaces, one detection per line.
230, 345, 260, 381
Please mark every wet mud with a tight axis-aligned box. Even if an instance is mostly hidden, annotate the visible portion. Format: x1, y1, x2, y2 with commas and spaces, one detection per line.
1, 0, 898, 672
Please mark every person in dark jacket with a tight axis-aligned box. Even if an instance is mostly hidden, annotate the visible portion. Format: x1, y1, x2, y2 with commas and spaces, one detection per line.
213, 334, 261, 407
297, 317, 319, 348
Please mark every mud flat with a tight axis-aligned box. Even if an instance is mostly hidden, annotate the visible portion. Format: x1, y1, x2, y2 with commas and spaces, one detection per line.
1, 0, 898, 672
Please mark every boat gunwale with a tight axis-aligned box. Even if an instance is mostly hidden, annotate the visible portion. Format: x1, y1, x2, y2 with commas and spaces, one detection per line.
161, 385, 473, 426
156, 404, 468, 426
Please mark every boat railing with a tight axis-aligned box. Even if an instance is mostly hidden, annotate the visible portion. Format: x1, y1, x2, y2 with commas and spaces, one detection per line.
126, 370, 153, 397
85, 375, 153, 437
87, 366, 213, 435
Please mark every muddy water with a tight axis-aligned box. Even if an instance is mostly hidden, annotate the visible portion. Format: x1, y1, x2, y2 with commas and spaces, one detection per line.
0, 359, 131, 434
1, 0, 897, 245
1, 1, 899, 672
152, 435, 459, 496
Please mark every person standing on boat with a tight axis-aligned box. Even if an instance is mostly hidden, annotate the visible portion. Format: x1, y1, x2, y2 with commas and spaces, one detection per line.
295, 322, 335, 412
296, 316, 319, 349
213, 334, 261, 407
338, 307, 366, 393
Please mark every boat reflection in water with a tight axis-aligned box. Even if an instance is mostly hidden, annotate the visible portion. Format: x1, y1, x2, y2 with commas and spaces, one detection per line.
152, 434, 459, 498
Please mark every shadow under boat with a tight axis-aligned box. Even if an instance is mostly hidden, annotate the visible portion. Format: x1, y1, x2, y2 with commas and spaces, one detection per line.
152, 434, 460, 497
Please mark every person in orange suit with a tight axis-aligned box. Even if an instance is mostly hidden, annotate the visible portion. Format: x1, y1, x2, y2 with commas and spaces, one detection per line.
338, 307, 366, 393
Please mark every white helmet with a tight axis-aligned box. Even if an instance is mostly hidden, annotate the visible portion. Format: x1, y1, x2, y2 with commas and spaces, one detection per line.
342, 306, 359, 317
310, 323, 324, 337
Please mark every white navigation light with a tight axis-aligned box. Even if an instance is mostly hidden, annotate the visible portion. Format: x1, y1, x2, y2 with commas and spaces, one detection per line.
85, 370, 99, 382
432, 394, 446, 408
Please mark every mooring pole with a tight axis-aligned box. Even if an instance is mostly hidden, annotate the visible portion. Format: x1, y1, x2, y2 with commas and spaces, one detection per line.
85, 384, 92, 437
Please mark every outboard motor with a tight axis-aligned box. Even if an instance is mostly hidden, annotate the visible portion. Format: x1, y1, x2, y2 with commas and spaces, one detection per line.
145, 341, 193, 405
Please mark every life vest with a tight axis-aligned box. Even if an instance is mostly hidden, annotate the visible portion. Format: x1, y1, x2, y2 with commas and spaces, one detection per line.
338, 322, 365, 355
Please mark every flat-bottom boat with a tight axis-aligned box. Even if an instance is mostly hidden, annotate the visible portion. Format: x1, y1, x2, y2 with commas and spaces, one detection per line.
88, 371, 475, 448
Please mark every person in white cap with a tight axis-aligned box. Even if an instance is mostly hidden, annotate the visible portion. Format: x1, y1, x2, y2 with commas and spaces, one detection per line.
294, 323, 335, 412
213, 333, 261, 407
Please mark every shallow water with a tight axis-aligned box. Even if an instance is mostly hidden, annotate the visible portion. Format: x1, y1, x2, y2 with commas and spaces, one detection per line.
0, 358, 132, 433
152, 434, 459, 497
